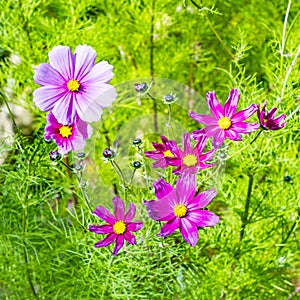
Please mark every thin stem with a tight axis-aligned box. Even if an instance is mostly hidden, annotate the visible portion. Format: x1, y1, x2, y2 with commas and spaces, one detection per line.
279, 208, 300, 253
190, 0, 234, 60
146, 92, 158, 132
280, 44, 300, 101
150, 0, 158, 132
111, 160, 128, 200
21, 161, 38, 298
0, 89, 18, 130
280, 0, 292, 79
250, 129, 263, 145
239, 174, 254, 243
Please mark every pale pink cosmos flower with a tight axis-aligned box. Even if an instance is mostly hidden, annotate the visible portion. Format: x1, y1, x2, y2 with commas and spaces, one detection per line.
190, 89, 259, 148
34, 45, 116, 124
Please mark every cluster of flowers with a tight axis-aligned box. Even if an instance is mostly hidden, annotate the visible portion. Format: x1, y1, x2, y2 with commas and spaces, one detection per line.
34, 45, 286, 256
34, 45, 116, 154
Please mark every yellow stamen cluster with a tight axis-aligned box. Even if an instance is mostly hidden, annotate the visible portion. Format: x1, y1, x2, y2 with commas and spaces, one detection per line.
174, 204, 187, 218
163, 150, 174, 157
183, 154, 198, 167
218, 117, 231, 130
59, 125, 72, 138
67, 79, 80, 92
113, 220, 126, 235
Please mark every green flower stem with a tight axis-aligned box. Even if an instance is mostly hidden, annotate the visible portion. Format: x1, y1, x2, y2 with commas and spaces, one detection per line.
111, 160, 128, 200
60, 159, 93, 214
279, 208, 300, 253
239, 174, 254, 243
250, 129, 263, 145
147, 91, 158, 132
0, 89, 18, 131
190, 0, 235, 60
21, 155, 38, 298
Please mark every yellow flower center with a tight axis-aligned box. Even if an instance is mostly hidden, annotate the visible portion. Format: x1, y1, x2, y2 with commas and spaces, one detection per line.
163, 150, 174, 157
113, 220, 126, 235
183, 154, 198, 167
59, 125, 72, 138
174, 204, 187, 218
218, 117, 231, 130
67, 79, 80, 92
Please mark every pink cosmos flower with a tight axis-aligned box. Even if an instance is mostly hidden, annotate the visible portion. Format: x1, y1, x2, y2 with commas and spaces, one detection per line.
89, 196, 144, 256
189, 88, 259, 148
257, 101, 286, 130
33, 45, 116, 124
44, 112, 92, 155
144, 135, 178, 169
144, 173, 219, 246
165, 132, 215, 175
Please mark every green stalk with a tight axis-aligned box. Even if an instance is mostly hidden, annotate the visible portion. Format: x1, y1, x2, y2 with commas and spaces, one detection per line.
239, 174, 254, 243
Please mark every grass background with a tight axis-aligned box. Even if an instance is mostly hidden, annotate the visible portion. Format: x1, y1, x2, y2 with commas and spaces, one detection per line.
0, 0, 300, 299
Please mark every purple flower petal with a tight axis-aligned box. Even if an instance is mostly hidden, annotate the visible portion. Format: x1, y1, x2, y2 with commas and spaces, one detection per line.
124, 202, 136, 222
232, 104, 258, 122
33, 86, 67, 112
124, 232, 136, 245
272, 114, 286, 125
206, 91, 224, 119
127, 221, 144, 232
94, 206, 116, 225
231, 122, 259, 134
81, 61, 114, 84
188, 210, 219, 227
224, 88, 240, 118
48, 46, 74, 80
89, 224, 113, 234
52, 93, 77, 125
204, 125, 222, 138
195, 135, 208, 153
160, 217, 180, 237
112, 196, 125, 220
153, 178, 174, 200
225, 129, 243, 141
175, 173, 196, 205
73, 45, 97, 81
77, 119, 93, 139
266, 107, 277, 120
34, 63, 65, 86
112, 234, 124, 256
198, 148, 215, 162
179, 218, 199, 247
192, 128, 207, 140
212, 130, 226, 148
143, 200, 174, 221
182, 132, 192, 153
189, 111, 217, 125
165, 157, 182, 167
94, 232, 116, 248
166, 140, 181, 157
189, 188, 217, 209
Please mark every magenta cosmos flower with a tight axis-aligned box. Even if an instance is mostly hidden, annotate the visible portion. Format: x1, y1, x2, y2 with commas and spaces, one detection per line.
165, 132, 215, 175
89, 196, 144, 256
144, 173, 219, 246
33, 45, 116, 124
189, 89, 259, 148
44, 112, 92, 155
257, 101, 286, 130
144, 135, 178, 169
